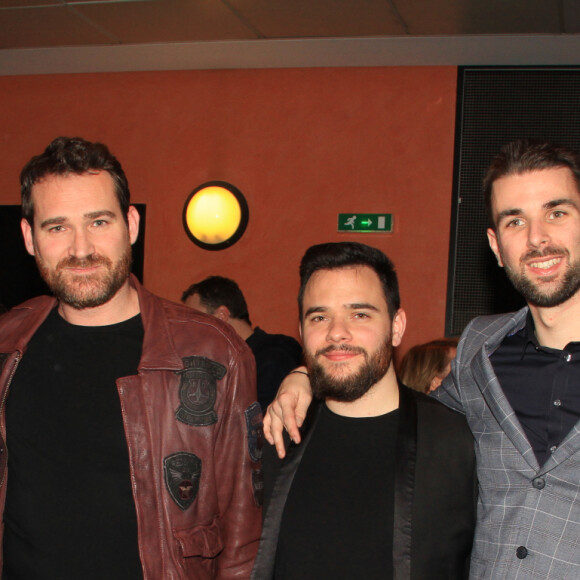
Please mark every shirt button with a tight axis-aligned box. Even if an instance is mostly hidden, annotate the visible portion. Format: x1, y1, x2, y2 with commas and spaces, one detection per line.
516, 546, 528, 559
565, 353, 572, 362
532, 477, 545, 490
554, 399, 562, 407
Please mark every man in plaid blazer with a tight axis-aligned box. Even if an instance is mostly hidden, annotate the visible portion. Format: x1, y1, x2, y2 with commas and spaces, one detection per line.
435, 306, 580, 579
264, 139, 580, 579
432, 139, 580, 578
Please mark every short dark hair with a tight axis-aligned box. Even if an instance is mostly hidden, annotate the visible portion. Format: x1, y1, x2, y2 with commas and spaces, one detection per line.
483, 139, 580, 230
20, 136, 131, 225
298, 242, 400, 319
181, 276, 252, 325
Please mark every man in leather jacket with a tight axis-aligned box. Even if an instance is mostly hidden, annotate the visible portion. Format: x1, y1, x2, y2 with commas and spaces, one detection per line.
0, 137, 261, 579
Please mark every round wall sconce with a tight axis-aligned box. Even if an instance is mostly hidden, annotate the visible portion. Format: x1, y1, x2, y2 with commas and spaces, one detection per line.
183, 181, 249, 250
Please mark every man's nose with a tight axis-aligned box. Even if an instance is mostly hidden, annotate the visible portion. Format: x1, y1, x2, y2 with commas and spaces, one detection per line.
326, 318, 352, 343
69, 229, 95, 258
527, 219, 551, 249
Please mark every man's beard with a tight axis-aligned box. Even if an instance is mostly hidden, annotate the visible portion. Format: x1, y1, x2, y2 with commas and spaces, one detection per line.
304, 339, 393, 403
36, 245, 132, 310
502, 245, 580, 308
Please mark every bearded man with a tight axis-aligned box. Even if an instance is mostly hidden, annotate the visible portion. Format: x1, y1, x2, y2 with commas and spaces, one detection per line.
251, 242, 476, 580
0, 137, 261, 579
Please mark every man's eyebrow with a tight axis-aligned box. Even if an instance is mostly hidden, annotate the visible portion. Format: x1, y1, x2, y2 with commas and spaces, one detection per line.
544, 198, 578, 210
304, 306, 327, 318
347, 303, 379, 312
495, 208, 522, 223
85, 210, 117, 220
39, 216, 66, 229
496, 198, 578, 223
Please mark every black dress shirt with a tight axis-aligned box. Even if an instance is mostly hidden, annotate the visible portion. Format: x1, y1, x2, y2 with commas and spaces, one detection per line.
491, 311, 580, 466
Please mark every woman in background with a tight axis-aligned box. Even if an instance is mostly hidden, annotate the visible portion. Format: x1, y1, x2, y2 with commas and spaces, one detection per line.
399, 338, 458, 394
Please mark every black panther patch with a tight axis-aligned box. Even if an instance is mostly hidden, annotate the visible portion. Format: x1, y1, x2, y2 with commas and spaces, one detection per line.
175, 356, 226, 426
163, 452, 202, 510
245, 402, 263, 462
252, 468, 264, 507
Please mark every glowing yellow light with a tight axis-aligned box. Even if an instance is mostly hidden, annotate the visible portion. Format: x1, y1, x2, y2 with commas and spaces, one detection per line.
185, 186, 242, 244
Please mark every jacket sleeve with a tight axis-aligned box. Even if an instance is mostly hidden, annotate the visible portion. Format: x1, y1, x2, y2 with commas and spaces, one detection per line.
215, 345, 262, 579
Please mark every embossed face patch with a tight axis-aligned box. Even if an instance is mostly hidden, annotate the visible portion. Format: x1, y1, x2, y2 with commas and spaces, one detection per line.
175, 356, 226, 426
163, 452, 202, 510
245, 402, 263, 463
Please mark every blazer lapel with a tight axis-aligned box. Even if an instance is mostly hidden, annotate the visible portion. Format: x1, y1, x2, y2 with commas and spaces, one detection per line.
251, 404, 322, 580
470, 312, 539, 471
393, 384, 417, 580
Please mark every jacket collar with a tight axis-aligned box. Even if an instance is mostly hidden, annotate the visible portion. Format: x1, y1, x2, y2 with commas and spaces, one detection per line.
129, 274, 184, 372
0, 275, 184, 373
471, 307, 539, 470
0, 295, 56, 354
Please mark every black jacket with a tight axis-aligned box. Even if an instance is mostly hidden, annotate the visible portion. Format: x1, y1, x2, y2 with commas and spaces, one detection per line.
252, 384, 477, 580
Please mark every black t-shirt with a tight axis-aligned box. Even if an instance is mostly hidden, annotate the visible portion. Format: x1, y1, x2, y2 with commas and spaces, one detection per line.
275, 404, 398, 580
3, 307, 144, 580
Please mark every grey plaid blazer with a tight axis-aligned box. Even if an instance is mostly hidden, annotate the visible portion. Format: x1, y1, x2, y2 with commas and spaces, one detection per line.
435, 307, 580, 580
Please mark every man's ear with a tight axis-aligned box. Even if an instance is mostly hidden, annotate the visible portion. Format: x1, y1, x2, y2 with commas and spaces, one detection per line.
391, 308, 406, 347
127, 206, 140, 245
21, 219, 35, 256
487, 228, 504, 267
214, 305, 231, 322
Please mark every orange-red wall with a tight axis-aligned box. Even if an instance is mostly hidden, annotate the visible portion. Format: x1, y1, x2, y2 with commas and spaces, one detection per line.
0, 67, 458, 356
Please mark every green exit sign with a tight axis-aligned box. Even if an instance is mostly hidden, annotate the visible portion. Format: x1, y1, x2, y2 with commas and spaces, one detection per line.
338, 213, 393, 233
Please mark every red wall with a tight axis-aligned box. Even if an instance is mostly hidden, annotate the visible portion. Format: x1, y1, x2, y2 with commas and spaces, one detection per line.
0, 67, 458, 356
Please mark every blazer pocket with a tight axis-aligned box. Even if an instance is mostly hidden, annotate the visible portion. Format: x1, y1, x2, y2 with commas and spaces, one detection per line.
174, 516, 225, 558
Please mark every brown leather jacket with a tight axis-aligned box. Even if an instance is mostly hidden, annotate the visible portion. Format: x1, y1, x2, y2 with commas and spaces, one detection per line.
0, 277, 261, 579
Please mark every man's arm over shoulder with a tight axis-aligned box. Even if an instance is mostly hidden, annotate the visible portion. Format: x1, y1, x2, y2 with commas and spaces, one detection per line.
263, 367, 312, 458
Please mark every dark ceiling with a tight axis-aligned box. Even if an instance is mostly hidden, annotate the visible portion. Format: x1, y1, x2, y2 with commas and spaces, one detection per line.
2, 0, 580, 74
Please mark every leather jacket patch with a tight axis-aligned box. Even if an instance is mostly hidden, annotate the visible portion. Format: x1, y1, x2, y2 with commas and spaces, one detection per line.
164, 452, 202, 510
175, 356, 226, 426
244, 402, 263, 463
